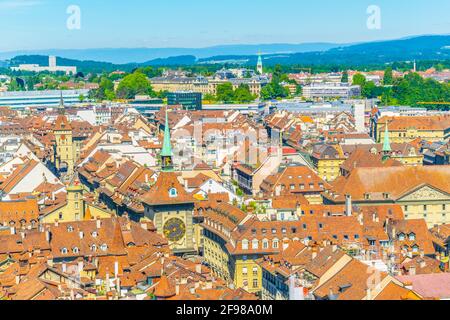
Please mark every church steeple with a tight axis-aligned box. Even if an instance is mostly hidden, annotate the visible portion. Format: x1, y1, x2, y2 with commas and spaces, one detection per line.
160, 108, 174, 172
382, 120, 392, 160
58, 91, 65, 115
257, 51, 263, 75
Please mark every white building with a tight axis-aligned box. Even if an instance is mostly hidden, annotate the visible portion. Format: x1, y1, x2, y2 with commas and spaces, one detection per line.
302, 83, 361, 99
11, 56, 77, 75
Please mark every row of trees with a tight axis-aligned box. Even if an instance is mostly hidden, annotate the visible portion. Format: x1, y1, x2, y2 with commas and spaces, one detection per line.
352, 70, 450, 110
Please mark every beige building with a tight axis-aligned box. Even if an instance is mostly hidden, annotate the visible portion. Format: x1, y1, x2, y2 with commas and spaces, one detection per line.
325, 166, 450, 227
150, 77, 264, 98
377, 116, 450, 143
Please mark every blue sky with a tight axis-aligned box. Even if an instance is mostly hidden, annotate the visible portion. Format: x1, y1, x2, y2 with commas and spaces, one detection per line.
0, 0, 449, 51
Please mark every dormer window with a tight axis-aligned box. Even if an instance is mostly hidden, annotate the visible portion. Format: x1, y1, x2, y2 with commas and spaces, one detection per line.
67, 226, 74, 232
242, 239, 249, 250
408, 233, 416, 241
398, 233, 405, 241
91, 244, 97, 252
169, 188, 178, 198
100, 244, 108, 251
92, 231, 98, 238
73, 247, 79, 254
61, 247, 68, 254
272, 239, 279, 249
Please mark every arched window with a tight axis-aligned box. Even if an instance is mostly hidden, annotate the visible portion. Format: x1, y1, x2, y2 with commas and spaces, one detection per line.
100, 244, 108, 251
91, 231, 98, 238
242, 239, 249, 250
61, 247, 68, 254
252, 239, 259, 250
91, 244, 97, 252
67, 226, 74, 232
73, 247, 79, 254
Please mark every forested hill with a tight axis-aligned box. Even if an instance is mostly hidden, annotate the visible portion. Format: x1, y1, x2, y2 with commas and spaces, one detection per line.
4, 35, 450, 71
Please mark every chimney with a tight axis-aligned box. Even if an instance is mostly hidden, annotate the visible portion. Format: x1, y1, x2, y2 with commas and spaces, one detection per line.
116, 278, 121, 297
10, 226, 15, 235
175, 284, 180, 296
105, 270, 111, 292
332, 245, 338, 252
96, 219, 101, 229
345, 195, 352, 216
420, 250, 424, 259
54, 220, 59, 227
114, 261, 119, 278
79, 231, 84, 239
145, 174, 149, 184
15, 275, 20, 285
409, 265, 416, 276
312, 251, 318, 259
62, 263, 67, 273
195, 263, 202, 274
45, 230, 51, 242
275, 185, 281, 197
20, 232, 25, 239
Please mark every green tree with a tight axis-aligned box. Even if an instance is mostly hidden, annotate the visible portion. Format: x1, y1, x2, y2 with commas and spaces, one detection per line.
383, 67, 393, 85
8, 78, 22, 91
116, 71, 154, 99
233, 84, 255, 103
341, 71, 349, 83
352, 73, 366, 87
216, 82, 235, 103
91, 77, 115, 101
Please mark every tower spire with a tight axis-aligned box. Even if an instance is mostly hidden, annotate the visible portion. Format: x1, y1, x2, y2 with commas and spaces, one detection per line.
382, 120, 392, 160
160, 108, 174, 172
58, 91, 65, 115
257, 51, 263, 75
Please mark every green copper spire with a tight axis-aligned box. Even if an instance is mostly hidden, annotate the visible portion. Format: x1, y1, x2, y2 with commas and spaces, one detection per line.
382, 121, 392, 157
160, 108, 174, 171
257, 51, 263, 74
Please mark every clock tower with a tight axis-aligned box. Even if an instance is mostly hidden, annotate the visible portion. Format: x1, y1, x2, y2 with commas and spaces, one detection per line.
140, 110, 197, 255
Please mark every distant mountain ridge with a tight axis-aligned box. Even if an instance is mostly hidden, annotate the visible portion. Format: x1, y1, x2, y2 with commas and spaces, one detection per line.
4, 35, 450, 72
0, 42, 342, 64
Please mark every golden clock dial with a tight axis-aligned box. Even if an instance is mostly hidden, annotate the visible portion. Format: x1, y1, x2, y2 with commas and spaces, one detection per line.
163, 218, 186, 242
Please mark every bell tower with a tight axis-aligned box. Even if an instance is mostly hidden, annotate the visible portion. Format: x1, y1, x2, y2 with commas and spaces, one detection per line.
53, 114, 74, 176
257, 51, 263, 75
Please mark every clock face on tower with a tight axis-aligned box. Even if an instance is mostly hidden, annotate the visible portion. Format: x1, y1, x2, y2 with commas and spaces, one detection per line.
163, 218, 186, 242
